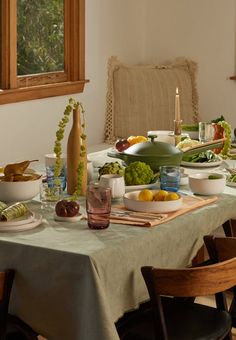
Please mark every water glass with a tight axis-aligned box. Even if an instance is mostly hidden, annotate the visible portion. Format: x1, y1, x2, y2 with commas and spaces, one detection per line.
40, 182, 62, 211
198, 122, 214, 143
160, 166, 181, 192
86, 184, 111, 229
45, 153, 67, 191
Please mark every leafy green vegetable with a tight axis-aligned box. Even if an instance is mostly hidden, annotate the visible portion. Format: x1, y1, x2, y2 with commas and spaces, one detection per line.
182, 150, 221, 163
181, 124, 199, 132
228, 174, 236, 183
211, 115, 225, 124
124, 161, 154, 185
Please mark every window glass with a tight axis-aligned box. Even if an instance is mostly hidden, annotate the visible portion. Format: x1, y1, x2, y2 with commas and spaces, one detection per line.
17, 0, 64, 76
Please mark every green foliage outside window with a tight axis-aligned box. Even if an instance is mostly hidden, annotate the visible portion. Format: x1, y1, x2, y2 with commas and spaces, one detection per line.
17, 0, 64, 75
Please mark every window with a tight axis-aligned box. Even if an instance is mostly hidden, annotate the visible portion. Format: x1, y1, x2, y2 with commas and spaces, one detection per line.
0, 0, 87, 104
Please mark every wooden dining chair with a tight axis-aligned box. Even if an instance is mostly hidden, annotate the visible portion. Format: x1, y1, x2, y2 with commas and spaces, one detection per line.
120, 258, 236, 340
0, 269, 38, 340
204, 235, 236, 329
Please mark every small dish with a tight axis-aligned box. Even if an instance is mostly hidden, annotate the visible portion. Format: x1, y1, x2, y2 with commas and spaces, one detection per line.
188, 172, 226, 195
123, 190, 183, 213
54, 213, 83, 223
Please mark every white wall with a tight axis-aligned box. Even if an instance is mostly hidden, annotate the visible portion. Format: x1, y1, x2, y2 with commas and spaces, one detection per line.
0, 0, 146, 164
1, 0, 236, 164
145, 0, 236, 131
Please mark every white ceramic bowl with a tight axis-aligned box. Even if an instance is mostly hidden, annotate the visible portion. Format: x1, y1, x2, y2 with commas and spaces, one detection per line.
188, 172, 226, 195
123, 190, 183, 213
0, 176, 42, 202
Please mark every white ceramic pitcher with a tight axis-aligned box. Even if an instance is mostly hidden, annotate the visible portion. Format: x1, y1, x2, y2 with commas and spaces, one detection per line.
99, 174, 125, 199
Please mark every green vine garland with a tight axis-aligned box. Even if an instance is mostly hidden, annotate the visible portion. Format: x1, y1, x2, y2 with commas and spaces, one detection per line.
218, 120, 232, 158
53, 98, 86, 198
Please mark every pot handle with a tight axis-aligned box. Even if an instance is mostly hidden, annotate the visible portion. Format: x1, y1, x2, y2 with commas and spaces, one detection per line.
147, 135, 157, 142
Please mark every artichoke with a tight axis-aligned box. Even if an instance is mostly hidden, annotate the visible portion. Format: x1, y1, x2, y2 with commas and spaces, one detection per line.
98, 162, 124, 179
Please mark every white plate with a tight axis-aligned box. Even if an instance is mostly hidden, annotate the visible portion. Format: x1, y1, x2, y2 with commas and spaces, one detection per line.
125, 182, 159, 192
181, 160, 222, 168
226, 181, 236, 188
0, 211, 35, 227
0, 213, 42, 232
54, 213, 84, 223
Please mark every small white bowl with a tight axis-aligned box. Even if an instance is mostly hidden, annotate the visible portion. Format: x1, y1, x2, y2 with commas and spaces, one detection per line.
123, 190, 183, 213
188, 172, 226, 196
0, 176, 42, 203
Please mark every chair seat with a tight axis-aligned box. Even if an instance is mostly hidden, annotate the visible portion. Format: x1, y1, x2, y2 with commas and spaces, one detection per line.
122, 297, 232, 340
5, 314, 38, 340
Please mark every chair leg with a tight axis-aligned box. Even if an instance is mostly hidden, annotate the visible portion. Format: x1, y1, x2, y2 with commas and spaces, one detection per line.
223, 220, 233, 237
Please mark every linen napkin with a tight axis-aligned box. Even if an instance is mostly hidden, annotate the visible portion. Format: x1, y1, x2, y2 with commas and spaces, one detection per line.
110, 195, 218, 227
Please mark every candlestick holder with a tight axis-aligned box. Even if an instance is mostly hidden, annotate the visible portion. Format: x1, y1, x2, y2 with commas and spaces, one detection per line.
174, 119, 182, 146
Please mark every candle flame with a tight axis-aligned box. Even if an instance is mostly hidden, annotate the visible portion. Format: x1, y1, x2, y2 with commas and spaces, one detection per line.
176, 87, 179, 95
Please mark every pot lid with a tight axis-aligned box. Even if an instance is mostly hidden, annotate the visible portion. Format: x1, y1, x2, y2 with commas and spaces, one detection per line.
124, 138, 182, 157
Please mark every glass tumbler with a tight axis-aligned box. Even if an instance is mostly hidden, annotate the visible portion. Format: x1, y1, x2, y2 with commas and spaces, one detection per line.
40, 182, 62, 212
160, 166, 181, 192
198, 122, 214, 143
45, 153, 67, 191
86, 184, 111, 229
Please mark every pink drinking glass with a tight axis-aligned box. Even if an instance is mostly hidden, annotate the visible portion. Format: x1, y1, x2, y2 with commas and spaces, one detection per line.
86, 184, 112, 229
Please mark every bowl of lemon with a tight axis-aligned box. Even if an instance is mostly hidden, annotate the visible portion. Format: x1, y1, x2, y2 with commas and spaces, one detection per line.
123, 189, 183, 213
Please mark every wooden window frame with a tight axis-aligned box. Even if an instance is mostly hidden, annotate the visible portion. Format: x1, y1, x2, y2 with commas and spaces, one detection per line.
0, 0, 88, 104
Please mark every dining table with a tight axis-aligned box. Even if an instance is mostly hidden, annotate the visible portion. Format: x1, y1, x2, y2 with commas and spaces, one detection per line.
0, 155, 236, 340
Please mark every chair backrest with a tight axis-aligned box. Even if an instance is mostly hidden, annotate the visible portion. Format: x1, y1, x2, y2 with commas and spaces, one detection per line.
104, 56, 199, 143
141, 260, 236, 340
0, 269, 15, 339
142, 258, 236, 299
204, 235, 236, 262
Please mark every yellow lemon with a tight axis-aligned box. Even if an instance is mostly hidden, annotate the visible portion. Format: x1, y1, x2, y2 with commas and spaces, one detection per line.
165, 192, 180, 201
138, 189, 154, 201
0, 167, 4, 173
153, 190, 169, 201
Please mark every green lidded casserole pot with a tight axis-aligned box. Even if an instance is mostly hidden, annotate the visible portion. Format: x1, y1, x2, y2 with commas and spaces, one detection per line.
107, 136, 183, 172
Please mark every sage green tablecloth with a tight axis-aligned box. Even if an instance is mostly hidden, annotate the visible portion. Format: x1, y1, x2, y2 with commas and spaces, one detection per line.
0, 187, 235, 339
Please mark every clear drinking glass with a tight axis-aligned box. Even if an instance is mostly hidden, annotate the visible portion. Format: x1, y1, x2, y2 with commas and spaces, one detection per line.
40, 182, 62, 211
86, 184, 112, 229
198, 122, 214, 143
45, 153, 67, 191
160, 166, 181, 192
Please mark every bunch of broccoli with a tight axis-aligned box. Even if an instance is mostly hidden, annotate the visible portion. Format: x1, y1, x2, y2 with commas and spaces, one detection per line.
124, 161, 154, 185
98, 161, 155, 186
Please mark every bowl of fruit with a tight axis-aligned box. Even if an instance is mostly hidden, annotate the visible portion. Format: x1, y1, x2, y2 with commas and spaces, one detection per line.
123, 189, 183, 213
0, 160, 42, 203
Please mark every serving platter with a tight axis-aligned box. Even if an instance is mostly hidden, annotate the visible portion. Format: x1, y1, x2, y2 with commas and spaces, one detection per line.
226, 181, 236, 188
181, 160, 222, 168
0, 213, 42, 232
